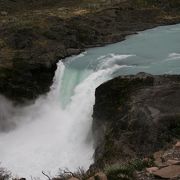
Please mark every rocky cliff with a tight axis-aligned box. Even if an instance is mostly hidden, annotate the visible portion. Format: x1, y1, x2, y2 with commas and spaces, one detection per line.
93, 73, 180, 168
0, 0, 180, 102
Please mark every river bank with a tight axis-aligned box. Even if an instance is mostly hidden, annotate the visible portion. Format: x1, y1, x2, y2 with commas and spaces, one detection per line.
93, 73, 180, 166
50, 73, 180, 180
0, 1, 180, 179
90, 73, 180, 180
0, 0, 180, 102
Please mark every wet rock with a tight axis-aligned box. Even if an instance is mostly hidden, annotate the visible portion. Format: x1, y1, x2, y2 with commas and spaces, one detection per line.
66, 48, 82, 56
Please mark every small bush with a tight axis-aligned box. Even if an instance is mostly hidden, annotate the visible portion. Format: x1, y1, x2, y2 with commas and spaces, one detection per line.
104, 158, 154, 180
54, 167, 95, 180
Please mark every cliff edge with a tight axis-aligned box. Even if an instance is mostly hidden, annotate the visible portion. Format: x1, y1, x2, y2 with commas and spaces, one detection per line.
93, 73, 180, 168
0, 0, 180, 102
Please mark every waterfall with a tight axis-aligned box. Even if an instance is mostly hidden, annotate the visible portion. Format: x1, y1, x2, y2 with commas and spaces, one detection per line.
0, 23, 180, 179
0, 53, 130, 179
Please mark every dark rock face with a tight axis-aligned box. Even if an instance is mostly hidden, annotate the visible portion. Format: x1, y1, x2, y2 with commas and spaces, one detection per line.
93, 73, 180, 168
0, 63, 57, 102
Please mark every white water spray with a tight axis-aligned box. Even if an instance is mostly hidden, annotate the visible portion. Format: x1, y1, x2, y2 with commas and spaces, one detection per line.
1, 23, 180, 179
0, 53, 131, 179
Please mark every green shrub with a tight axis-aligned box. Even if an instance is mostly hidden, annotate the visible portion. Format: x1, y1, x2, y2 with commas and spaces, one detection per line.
104, 158, 154, 180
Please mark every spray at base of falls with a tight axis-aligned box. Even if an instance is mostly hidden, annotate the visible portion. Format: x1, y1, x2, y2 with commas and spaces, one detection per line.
0, 54, 130, 178
0, 24, 180, 179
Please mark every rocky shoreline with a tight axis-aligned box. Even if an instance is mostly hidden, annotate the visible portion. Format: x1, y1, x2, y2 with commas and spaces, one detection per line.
0, 1, 180, 179
93, 73, 180, 166
0, 0, 180, 102
91, 73, 180, 179
1, 73, 179, 179
30, 73, 180, 180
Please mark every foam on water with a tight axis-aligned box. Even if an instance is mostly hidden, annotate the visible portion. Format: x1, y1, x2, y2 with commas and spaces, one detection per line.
0, 55, 130, 179
0, 23, 180, 179
165, 53, 180, 61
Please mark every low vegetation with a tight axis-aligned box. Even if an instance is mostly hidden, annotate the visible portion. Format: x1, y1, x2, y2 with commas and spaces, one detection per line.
50, 167, 96, 180
104, 158, 154, 180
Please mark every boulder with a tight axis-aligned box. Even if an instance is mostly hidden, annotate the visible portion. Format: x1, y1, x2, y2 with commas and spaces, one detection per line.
175, 141, 180, 149
152, 165, 180, 179
167, 160, 180, 165
146, 167, 159, 173
87, 177, 95, 180
94, 172, 107, 180
153, 151, 164, 167
68, 177, 79, 180
93, 74, 180, 167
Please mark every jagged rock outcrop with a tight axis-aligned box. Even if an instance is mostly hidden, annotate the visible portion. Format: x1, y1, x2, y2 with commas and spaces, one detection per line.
93, 73, 180, 168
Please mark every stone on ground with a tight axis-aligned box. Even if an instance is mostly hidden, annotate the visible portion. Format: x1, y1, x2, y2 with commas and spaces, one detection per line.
175, 141, 180, 149
152, 165, 180, 179
146, 167, 159, 173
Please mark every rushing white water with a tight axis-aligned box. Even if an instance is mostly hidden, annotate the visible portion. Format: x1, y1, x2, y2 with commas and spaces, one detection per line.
0, 24, 180, 179
0, 54, 131, 179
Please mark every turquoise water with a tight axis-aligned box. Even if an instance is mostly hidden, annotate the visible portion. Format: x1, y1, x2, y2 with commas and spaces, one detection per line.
0, 24, 179, 178
60, 24, 180, 106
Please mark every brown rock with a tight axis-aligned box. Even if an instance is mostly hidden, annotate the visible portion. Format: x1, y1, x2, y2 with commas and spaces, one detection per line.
152, 165, 180, 179
153, 151, 164, 167
175, 141, 180, 149
66, 48, 82, 56
154, 151, 164, 160
167, 160, 180, 165
146, 167, 159, 173
94, 172, 107, 180
87, 177, 95, 180
68, 177, 79, 180
93, 74, 180, 167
